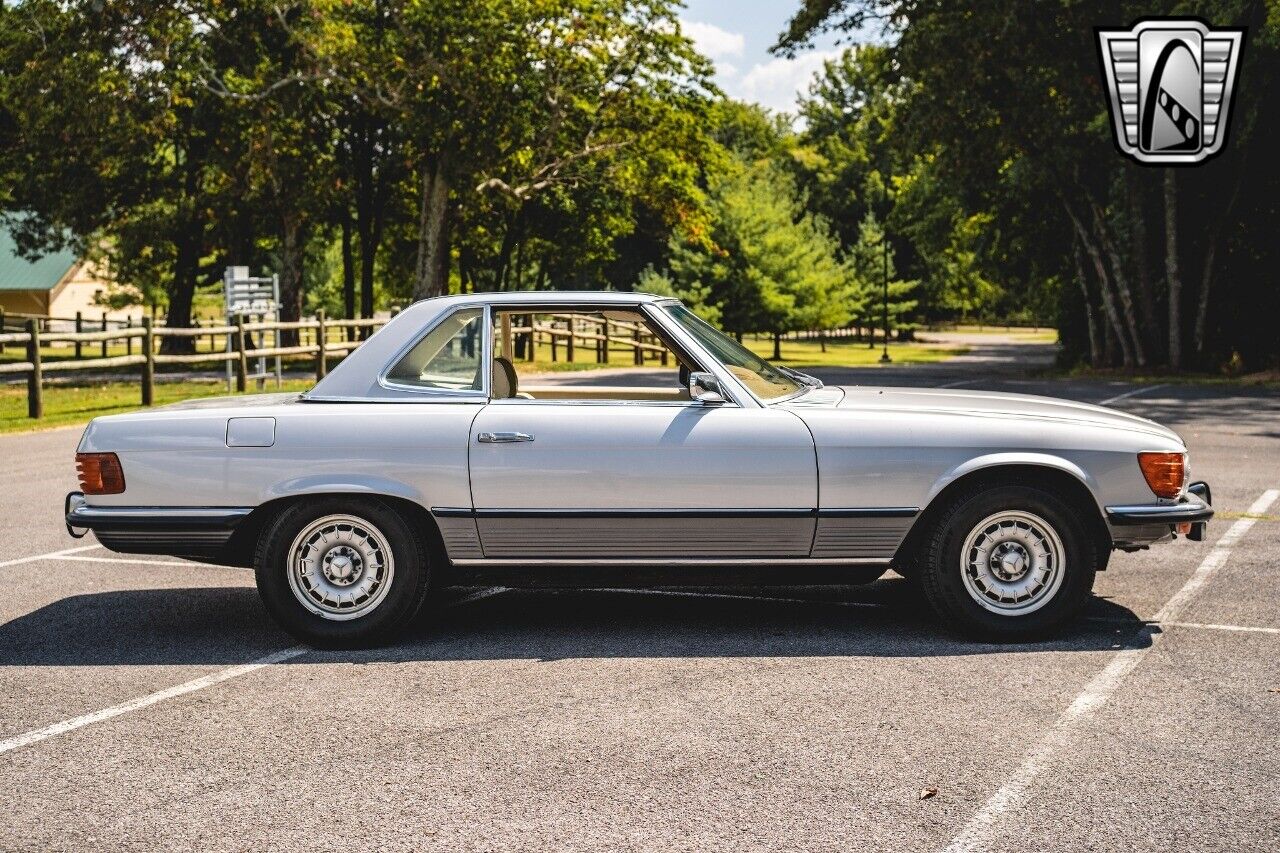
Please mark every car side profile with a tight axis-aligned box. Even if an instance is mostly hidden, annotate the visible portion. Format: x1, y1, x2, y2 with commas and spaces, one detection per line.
65, 292, 1213, 646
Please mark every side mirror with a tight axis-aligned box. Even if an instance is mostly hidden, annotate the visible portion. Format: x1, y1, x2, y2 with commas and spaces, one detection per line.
688, 371, 726, 404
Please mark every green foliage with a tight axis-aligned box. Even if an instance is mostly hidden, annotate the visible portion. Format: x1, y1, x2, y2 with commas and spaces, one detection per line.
849, 211, 917, 331
659, 157, 863, 336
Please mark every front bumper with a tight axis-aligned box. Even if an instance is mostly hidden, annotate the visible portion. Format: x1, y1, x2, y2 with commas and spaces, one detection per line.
1105, 480, 1213, 547
65, 492, 253, 559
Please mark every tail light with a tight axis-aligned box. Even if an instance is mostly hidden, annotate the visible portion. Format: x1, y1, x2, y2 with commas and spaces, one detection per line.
76, 452, 126, 495
1137, 452, 1185, 499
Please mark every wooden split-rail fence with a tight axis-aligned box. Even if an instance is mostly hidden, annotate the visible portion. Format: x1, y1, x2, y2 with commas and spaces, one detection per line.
0, 311, 388, 420
0, 310, 685, 420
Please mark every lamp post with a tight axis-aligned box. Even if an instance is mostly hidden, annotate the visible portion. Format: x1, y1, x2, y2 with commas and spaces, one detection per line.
879, 232, 891, 364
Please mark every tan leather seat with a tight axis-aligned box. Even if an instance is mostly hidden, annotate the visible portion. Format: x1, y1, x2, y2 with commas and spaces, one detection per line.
491, 356, 519, 399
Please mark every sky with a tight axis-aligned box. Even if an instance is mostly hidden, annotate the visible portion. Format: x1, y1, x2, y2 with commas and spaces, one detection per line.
680, 0, 849, 115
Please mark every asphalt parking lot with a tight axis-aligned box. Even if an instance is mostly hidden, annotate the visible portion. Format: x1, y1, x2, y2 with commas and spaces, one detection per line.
1, 347, 1278, 851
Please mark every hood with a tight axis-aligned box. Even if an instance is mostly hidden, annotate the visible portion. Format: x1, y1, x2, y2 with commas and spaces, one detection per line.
823, 386, 1183, 444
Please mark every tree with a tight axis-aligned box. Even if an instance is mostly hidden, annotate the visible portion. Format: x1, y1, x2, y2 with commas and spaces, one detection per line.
661, 156, 863, 350
777, 0, 1280, 371
302, 0, 714, 300
850, 211, 917, 337
0, 1, 232, 343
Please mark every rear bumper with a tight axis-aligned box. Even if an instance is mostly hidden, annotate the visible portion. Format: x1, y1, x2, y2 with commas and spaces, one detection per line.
65, 492, 253, 559
1105, 480, 1213, 547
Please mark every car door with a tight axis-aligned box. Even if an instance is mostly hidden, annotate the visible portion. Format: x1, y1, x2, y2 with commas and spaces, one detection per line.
466, 400, 817, 560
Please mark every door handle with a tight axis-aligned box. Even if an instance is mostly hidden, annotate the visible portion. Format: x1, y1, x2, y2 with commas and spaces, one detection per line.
477, 431, 535, 443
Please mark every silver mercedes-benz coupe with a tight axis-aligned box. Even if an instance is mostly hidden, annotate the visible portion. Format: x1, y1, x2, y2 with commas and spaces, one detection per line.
66, 292, 1212, 646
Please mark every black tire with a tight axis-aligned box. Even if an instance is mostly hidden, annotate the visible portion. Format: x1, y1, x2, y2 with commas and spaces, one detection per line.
254, 497, 431, 648
918, 484, 1098, 640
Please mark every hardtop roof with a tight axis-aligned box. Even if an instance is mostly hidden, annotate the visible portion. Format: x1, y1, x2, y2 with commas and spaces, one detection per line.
413, 290, 669, 308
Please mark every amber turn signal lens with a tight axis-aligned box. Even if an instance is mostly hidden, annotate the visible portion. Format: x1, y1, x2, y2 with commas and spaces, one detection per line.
76, 452, 126, 495
1137, 452, 1185, 499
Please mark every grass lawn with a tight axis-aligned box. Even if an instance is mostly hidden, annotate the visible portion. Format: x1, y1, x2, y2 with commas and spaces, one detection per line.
0, 378, 316, 435
935, 325, 1058, 343
743, 337, 969, 367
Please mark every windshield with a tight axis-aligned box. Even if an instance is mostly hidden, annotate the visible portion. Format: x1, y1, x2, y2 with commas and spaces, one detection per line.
662, 304, 805, 402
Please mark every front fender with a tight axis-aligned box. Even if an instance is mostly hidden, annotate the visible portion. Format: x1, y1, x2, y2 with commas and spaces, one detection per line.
926, 452, 1106, 517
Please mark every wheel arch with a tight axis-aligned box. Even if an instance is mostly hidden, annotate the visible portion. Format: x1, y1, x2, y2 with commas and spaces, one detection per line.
221, 490, 448, 575
893, 458, 1113, 575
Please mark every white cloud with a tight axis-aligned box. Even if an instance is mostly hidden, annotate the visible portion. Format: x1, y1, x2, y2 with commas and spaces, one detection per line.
738, 49, 841, 114
682, 20, 746, 61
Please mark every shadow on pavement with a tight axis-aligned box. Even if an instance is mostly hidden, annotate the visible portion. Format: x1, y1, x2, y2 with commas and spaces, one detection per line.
0, 579, 1151, 667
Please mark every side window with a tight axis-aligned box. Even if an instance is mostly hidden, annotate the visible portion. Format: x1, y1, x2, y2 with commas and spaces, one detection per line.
490, 309, 695, 403
385, 308, 484, 392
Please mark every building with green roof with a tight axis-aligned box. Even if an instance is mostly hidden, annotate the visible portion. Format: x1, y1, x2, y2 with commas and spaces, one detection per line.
0, 223, 124, 323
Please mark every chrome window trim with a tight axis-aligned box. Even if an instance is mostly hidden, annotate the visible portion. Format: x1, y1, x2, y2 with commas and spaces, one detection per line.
484, 301, 738, 408
486, 397, 740, 410
641, 302, 754, 409
375, 304, 491, 399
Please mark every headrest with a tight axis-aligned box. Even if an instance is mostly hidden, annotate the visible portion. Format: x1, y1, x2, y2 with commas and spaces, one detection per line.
492, 356, 518, 399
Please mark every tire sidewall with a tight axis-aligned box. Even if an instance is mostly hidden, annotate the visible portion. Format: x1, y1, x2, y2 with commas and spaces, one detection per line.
255, 497, 429, 647
924, 485, 1097, 639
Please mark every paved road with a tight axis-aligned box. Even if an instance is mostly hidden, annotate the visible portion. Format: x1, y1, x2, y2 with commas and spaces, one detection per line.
1, 354, 1278, 851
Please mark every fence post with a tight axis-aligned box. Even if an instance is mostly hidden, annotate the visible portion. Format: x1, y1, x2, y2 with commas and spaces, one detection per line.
314, 309, 327, 380
74, 311, 83, 359
26, 319, 43, 419
633, 326, 642, 366
101, 312, 109, 358
600, 320, 609, 364
0, 307, 6, 353
126, 316, 133, 355
235, 316, 248, 393
566, 319, 574, 363
141, 316, 154, 406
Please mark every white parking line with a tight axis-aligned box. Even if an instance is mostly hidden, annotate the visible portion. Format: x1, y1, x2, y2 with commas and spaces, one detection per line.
0, 646, 308, 756
57, 554, 245, 570
941, 487, 1280, 853
0, 544, 102, 569
1098, 383, 1168, 406
1164, 621, 1280, 635
1087, 616, 1280, 635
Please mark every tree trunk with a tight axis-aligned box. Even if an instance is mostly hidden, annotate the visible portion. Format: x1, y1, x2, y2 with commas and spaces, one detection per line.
1193, 237, 1218, 360
1065, 201, 1132, 367
1089, 198, 1146, 366
278, 214, 306, 346
162, 217, 202, 355
1164, 170, 1182, 369
1127, 169, 1160, 353
413, 151, 451, 300
495, 215, 518, 291
353, 111, 381, 327
1073, 238, 1101, 367
341, 213, 355, 321
1193, 171, 1244, 359
772, 331, 782, 360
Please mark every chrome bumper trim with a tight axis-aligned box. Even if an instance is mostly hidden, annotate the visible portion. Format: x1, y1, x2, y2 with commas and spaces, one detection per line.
65, 499, 254, 531
1106, 481, 1214, 526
